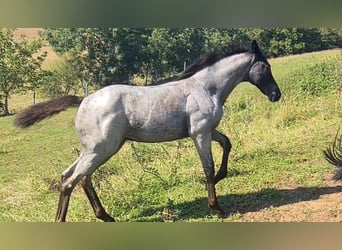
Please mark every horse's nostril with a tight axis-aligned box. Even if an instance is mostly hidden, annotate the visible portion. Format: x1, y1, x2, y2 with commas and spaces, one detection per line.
269, 90, 281, 102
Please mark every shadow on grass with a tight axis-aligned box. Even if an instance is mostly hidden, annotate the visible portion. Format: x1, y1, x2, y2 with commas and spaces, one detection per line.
133, 185, 342, 221
0, 113, 14, 118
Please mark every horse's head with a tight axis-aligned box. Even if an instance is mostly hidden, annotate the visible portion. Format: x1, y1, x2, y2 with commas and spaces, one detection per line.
247, 40, 281, 102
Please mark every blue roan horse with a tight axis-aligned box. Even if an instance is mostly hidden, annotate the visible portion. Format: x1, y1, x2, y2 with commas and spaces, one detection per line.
15, 40, 281, 222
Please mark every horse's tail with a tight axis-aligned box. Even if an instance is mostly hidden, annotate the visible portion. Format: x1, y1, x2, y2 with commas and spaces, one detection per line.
323, 129, 342, 180
14, 95, 84, 128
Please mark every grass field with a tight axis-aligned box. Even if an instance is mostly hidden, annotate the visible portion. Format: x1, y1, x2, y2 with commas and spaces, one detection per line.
0, 49, 341, 222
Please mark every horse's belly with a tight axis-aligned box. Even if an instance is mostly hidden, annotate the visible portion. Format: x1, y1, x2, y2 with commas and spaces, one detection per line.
125, 117, 188, 142
126, 130, 188, 143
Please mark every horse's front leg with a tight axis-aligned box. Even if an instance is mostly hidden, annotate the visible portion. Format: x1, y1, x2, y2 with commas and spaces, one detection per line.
192, 132, 227, 218
212, 130, 232, 185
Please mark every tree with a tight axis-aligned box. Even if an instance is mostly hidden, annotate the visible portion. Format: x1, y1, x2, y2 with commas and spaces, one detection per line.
147, 28, 207, 82
244, 28, 342, 57
203, 28, 250, 51
40, 28, 152, 86
40, 28, 342, 89
42, 28, 209, 85
41, 54, 82, 97
318, 28, 342, 49
0, 28, 47, 115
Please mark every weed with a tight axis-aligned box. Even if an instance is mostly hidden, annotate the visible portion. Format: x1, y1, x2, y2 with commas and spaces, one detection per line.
130, 142, 182, 190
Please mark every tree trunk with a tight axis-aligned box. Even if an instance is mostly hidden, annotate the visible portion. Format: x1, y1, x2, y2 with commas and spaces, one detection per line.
128, 74, 131, 85
4, 93, 10, 116
32, 91, 36, 105
144, 64, 149, 86
84, 82, 89, 96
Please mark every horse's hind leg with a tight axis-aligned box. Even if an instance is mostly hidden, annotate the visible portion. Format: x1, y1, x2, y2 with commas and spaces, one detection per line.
55, 158, 80, 222
55, 175, 76, 222
79, 140, 126, 222
212, 130, 232, 185
56, 152, 110, 222
61, 157, 80, 181
56, 136, 126, 222
80, 175, 115, 222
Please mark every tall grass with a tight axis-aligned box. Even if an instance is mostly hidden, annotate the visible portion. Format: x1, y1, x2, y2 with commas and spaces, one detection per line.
0, 49, 341, 222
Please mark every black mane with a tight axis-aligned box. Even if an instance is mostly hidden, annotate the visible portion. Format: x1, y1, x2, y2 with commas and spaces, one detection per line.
178, 43, 250, 80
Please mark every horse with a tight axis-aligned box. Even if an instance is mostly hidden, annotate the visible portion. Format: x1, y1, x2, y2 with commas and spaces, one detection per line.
15, 40, 281, 222
323, 130, 342, 180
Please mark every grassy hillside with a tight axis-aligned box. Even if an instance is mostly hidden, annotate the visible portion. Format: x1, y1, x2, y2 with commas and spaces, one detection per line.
0, 49, 341, 222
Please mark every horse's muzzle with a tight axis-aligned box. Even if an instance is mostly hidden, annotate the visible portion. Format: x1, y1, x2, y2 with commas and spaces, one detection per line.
268, 88, 281, 102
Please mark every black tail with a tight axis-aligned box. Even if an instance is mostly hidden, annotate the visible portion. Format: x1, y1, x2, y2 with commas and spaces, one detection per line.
14, 95, 83, 128
323, 129, 342, 180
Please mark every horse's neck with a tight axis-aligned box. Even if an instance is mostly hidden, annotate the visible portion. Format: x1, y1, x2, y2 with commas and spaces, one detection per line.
193, 53, 253, 105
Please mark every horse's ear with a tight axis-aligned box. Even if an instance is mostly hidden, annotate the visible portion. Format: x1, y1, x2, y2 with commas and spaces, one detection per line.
251, 40, 259, 52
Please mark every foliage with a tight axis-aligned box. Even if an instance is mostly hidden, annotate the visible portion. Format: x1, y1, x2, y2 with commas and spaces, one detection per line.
0, 28, 47, 115
239, 28, 341, 57
203, 28, 250, 51
40, 28, 342, 87
130, 142, 183, 189
147, 28, 206, 78
40, 28, 153, 86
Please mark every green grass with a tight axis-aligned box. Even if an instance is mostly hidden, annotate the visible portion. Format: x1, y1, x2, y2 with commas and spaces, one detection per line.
0, 49, 341, 222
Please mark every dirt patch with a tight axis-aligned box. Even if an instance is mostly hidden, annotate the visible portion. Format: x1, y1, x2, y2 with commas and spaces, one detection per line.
239, 175, 342, 222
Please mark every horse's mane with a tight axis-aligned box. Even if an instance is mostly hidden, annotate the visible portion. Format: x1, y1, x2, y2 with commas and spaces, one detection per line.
178, 42, 250, 80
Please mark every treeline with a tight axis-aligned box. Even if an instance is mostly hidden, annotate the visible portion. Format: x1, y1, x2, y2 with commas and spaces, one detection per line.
0, 28, 341, 115
40, 28, 341, 86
